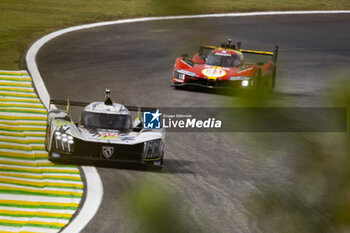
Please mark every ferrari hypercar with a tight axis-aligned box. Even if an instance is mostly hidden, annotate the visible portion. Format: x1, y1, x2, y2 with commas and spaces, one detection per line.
45, 90, 165, 168
172, 39, 278, 90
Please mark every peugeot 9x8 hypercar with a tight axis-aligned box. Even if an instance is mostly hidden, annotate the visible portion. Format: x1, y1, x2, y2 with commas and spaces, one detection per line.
45, 90, 165, 168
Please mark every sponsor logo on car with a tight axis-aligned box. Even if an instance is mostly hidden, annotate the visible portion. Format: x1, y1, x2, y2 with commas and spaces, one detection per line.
229, 76, 250, 81
178, 69, 196, 77
98, 132, 119, 140
143, 110, 162, 129
215, 52, 231, 56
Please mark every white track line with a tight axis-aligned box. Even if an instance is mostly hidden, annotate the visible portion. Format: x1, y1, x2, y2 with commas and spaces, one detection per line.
60, 166, 103, 233
26, 10, 350, 233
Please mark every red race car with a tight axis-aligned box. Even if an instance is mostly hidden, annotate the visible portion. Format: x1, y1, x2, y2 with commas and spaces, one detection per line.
172, 39, 278, 90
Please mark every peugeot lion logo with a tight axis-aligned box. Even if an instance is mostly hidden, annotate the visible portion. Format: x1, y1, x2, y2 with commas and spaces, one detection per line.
102, 146, 114, 159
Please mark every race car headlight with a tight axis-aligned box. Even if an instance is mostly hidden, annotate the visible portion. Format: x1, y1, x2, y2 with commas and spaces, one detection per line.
241, 80, 249, 87
54, 131, 74, 153
174, 69, 196, 80
174, 70, 184, 80
144, 139, 163, 159
178, 73, 185, 80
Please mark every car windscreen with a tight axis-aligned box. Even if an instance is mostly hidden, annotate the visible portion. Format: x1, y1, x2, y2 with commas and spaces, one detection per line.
206, 53, 241, 67
82, 111, 131, 131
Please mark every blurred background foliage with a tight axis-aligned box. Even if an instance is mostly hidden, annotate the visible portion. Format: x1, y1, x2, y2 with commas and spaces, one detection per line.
229, 74, 350, 233
122, 178, 206, 233
120, 76, 350, 233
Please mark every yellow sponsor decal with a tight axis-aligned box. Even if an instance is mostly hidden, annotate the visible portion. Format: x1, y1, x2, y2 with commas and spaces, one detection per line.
53, 119, 74, 126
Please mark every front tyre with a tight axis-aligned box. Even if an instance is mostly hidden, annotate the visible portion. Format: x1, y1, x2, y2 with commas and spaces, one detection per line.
48, 150, 53, 161
173, 84, 183, 90
152, 153, 164, 170
45, 124, 50, 152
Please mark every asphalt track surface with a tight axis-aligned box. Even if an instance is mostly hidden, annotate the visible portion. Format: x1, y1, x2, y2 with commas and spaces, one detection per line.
37, 14, 350, 232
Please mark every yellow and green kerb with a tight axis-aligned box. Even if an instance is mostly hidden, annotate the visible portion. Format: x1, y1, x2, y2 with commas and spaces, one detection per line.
0, 70, 83, 232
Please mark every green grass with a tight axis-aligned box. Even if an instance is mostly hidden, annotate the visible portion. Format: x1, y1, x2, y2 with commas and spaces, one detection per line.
0, 0, 349, 69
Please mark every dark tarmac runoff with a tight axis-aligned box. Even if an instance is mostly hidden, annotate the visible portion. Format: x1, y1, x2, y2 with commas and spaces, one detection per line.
37, 14, 350, 232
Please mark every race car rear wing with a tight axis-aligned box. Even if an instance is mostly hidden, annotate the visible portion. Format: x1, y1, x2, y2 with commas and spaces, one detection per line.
49, 99, 157, 112
240, 46, 278, 63
199, 39, 278, 63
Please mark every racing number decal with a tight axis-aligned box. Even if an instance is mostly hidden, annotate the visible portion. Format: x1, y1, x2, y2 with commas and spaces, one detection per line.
202, 68, 226, 81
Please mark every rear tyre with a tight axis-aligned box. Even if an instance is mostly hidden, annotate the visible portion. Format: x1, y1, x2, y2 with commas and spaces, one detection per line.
254, 68, 263, 89
271, 67, 276, 89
